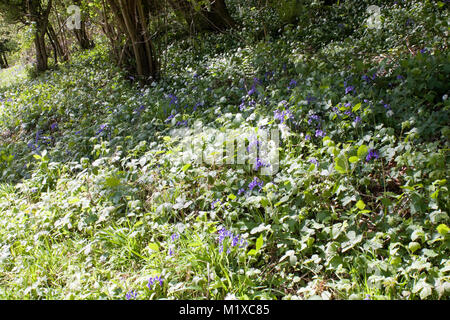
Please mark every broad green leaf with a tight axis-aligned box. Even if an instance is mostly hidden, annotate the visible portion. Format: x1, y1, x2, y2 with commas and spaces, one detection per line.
148, 243, 159, 251
349, 156, 359, 163
357, 145, 368, 158
408, 241, 421, 253
352, 103, 362, 112
228, 194, 236, 200
437, 224, 449, 236
355, 200, 366, 210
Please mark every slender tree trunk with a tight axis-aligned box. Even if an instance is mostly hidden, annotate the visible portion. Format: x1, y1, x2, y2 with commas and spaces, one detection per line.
107, 0, 159, 81
169, 0, 235, 33
47, 23, 68, 61
73, 0, 95, 49
74, 20, 95, 49
0, 54, 6, 69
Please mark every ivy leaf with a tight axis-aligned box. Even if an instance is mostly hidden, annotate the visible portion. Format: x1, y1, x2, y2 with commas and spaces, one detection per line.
436, 224, 449, 236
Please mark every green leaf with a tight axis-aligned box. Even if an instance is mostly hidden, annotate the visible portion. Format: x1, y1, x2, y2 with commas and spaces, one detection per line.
349, 156, 359, 163
408, 241, 421, 253
148, 243, 159, 251
335, 156, 348, 174
247, 249, 257, 256
357, 145, 368, 158
437, 224, 449, 236
228, 194, 236, 200
255, 234, 264, 251
355, 200, 366, 210
352, 103, 362, 113
181, 163, 191, 172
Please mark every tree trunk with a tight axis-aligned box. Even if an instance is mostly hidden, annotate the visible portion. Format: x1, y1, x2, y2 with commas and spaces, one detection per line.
34, 26, 48, 71
47, 23, 68, 61
73, 0, 95, 50
74, 20, 95, 49
0, 53, 7, 69
170, 0, 235, 33
29, 0, 53, 72
107, 0, 159, 82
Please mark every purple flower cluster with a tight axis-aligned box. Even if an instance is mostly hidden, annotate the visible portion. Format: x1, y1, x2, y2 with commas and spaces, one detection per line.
288, 79, 297, 89
345, 86, 355, 94
248, 177, 264, 192
217, 227, 247, 254
96, 124, 108, 135
254, 158, 269, 171
308, 114, 320, 125
308, 158, 319, 166
126, 290, 138, 300
366, 149, 379, 162
274, 109, 293, 123
315, 129, 326, 138
147, 275, 163, 290
247, 138, 261, 153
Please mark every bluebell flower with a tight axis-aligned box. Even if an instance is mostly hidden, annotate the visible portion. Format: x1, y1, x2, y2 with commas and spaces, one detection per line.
248, 177, 263, 192
217, 227, 247, 254
96, 124, 108, 135
288, 79, 297, 89
366, 149, 379, 162
239, 99, 246, 111
354, 116, 362, 123
308, 114, 320, 125
238, 188, 246, 196
165, 113, 177, 123
50, 123, 58, 130
248, 85, 256, 96
274, 109, 293, 123
171, 233, 179, 241
305, 134, 311, 141
345, 86, 355, 94
315, 129, 326, 138
147, 275, 163, 289
126, 290, 138, 300
308, 158, 319, 166
254, 158, 269, 171
247, 138, 261, 153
